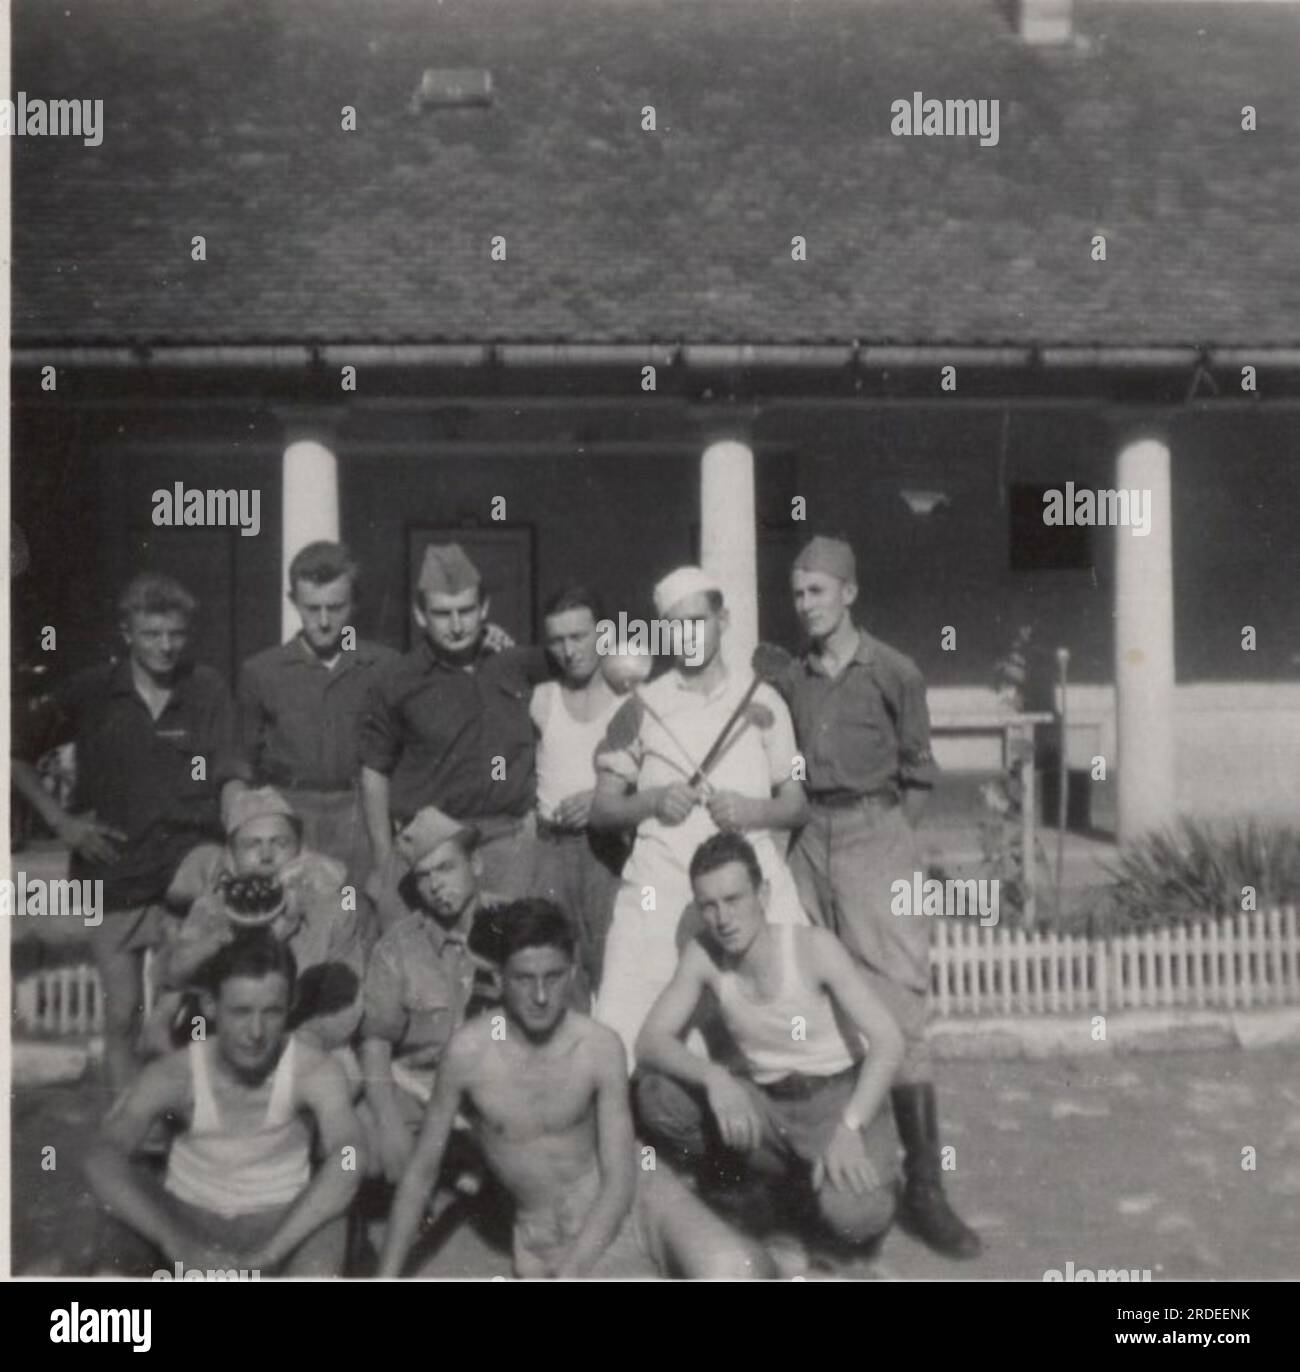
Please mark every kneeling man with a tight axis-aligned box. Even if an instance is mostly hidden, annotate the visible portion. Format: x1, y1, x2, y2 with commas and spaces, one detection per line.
359, 806, 508, 1183
85, 934, 364, 1276
380, 899, 771, 1279
636, 832, 904, 1250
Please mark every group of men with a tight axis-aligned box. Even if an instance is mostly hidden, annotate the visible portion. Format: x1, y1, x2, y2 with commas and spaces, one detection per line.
14, 529, 982, 1278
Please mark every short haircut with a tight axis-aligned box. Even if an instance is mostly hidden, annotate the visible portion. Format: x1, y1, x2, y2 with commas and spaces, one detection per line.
198, 930, 298, 998
117, 573, 198, 623
689, 830, 763, 891
494, 898, 577, 965
289, 541, 359, 593
543, 583, 606, 623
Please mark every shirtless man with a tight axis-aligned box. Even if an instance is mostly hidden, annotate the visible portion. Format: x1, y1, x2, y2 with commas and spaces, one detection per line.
84, 934, 364, 1276
379, 899, 772, 1279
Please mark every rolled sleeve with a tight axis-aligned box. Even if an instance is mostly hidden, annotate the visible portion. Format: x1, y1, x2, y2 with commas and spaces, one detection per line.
357, 679, 401, 776
204, 681, 248, 787
593, 697, 643, 786
234, 664, 266, 779
757, 686, 800, 788
896, 666, 939, 790
165, 842, 226, 909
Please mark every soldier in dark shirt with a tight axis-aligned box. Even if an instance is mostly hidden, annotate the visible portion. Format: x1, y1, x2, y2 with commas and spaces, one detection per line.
359, 543, 546, 930
229, 542, 398, 896
11, 574, 242, 1090
771, 535, 981, 1260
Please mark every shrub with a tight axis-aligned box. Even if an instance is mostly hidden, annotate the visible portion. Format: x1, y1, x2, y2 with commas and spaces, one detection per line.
1103, 816, 1300, 924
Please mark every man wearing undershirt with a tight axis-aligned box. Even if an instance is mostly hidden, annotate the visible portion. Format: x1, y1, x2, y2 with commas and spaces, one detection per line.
635, 831, 904, 1252
85, 933, 363, 1277
530, 584, 626, 998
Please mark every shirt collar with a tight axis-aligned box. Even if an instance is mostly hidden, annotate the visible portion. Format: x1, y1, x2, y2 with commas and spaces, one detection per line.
284, 634, 378, 672
805, 625, 876, 677
107, 657, 197, 699
416, 634, 488, 675
421, 901, 477, 953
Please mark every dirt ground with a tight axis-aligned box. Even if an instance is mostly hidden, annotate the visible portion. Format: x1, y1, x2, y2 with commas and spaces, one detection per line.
13, 1044, 1300, 1280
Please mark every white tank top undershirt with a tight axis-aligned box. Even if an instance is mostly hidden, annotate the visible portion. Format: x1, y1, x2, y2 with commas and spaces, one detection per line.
164, 1036, 312, 1217
716, 925, 861, 1085
532, 679, 621, 822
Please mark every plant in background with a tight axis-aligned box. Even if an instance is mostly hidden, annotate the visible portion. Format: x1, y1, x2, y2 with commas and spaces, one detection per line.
975, 626, 1050, 925
1104, 816, 1300, 924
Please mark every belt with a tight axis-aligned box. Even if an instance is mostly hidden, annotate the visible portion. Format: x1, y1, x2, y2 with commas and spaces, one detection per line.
761, 1065, 856, 1101
809, 788, 899, 810
536, 816, 586, 840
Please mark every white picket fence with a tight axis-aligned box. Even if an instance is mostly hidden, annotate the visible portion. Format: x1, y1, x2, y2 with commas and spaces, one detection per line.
12, 909, 1300, 1033
14, 951, 157, 1037
931, 907, 1300, 1017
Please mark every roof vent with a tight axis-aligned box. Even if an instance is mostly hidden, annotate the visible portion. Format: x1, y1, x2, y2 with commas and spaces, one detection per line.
1009, 0, 1073, 46
410, 68, 493, 112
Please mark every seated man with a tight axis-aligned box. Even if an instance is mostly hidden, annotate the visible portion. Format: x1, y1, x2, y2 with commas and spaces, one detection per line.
154, 788, 364, 1057
84, 934, 364, 1277
635, 831, 905, 1252
380, 899, 773, 1280
359, 806, 509, 1184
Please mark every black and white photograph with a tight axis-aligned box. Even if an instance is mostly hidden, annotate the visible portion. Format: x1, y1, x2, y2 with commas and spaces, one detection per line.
4, 0, 1299, 1317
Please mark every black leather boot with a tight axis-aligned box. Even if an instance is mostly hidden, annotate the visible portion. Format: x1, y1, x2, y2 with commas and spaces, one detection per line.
891, 1082, 983, 1259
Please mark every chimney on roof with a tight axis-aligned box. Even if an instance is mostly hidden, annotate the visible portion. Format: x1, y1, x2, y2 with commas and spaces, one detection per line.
410, 68, 493, 111
1008, 0, 1073, 45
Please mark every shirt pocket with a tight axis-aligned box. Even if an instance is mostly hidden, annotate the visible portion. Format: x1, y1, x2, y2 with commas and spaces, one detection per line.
827, 715, 893, 768
406, 957, 454, 1015
153, 724, 196, 758
491, 680, 535, 751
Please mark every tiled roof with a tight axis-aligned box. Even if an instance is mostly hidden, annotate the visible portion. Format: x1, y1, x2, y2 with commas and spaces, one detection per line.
13, 0, 1300, 347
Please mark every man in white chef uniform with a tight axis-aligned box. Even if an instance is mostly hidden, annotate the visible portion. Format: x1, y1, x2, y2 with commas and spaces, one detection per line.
590, 566, 810, 1067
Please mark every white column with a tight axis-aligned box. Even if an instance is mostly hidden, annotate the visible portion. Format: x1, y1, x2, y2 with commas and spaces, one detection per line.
1114, 436, 1176, 842
281, 436, 340, 641
700, 439, 758, 671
